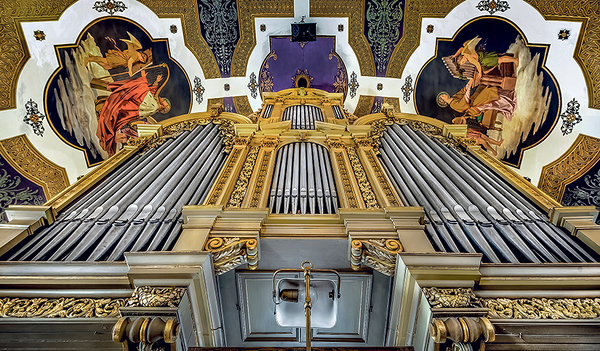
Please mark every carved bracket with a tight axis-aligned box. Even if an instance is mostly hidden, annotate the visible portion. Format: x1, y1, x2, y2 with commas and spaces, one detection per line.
423, 287, 483, 309
126, 286, 186, 308
350, 238, 402, 276
204, 237, 259, 274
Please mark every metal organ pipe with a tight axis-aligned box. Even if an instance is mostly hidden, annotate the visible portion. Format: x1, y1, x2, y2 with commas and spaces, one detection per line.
269, 142, 338, 214
282, 105, 324, 129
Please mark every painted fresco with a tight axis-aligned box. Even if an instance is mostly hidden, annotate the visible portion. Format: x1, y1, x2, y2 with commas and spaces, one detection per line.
415, 17, 560, 168
0, 155, 45, 223
364, 0, 405, 77
259, 36, 348, 99
44, 17, 192, 166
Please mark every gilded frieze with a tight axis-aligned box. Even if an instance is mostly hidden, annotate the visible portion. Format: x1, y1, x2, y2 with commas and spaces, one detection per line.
538, 134, 600, 202
126, 286, 185, 308
230, 0, 294, 77
422, 287, 483, 308
0, 297, 125, 318
385, 0, 465, 78
0, 134, 69, 198
524, 0, 600, 109
484, 297, 600, 319
227, 145, 260, 208
310, 0, 376, 76
347, 147, 379, 209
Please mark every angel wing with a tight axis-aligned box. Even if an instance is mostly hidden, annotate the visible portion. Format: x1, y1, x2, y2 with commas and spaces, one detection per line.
461, 36, 482, 57
120, 31, 142, 52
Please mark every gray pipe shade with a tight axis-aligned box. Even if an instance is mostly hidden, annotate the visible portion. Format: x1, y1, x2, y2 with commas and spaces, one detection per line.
282, 105, 324, 129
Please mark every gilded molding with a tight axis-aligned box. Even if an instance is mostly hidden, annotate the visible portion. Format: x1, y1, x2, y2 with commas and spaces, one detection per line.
0, 0, 77, 111
423, 287, 483, 308
0, 297, 125, 318
335, 151, 359, 208
219, 119, 236, 153
138, 0, 220, 79
249, 144, 275, 208
204, 237, 258, 274
125, 286, 185, 308
468, 146, 561, 212
370, 118, 395, 154
233, 95, 254, 117
0, 134, 69, 198
523, 0, 600, 109
538, 134, 600, 202
227, 145, 260, 208
205, 147, 242, 205
310, 0, 376, 76
363, 149, 401, 207
354, 95, 376, 117
386, 0, 465, 78
347, 146, 380, 209
350, 239, 402, 276
231, 0, 294, 77
483, 297, 600, 319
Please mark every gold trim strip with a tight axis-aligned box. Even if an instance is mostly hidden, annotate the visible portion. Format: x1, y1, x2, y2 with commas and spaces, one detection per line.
347, 146, 379, 209
227, 145, 260, 207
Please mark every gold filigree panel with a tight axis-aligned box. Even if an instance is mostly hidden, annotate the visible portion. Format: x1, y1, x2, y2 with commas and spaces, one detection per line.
310, 0, 376, 76
231, 0, 294, 77
484, 297, 600, 319
0, 134, 69, 198
227, 145, 260, 207
0, 297, 125, 318
233, 95, 254, 116
538, 134, 600, 202
139, 0, 220, 78
0, 0, 77, 111
347, 146, 379, 209
386, 0, 465, 78
524, 0, 600, 109
354, 95, 376, 117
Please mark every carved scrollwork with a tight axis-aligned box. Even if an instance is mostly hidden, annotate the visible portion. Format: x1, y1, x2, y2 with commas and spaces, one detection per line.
261, 136, 280, 149
483, 297, 600, 319
423, 287, 483, 309
350, 239, 402, 276
326, 138, 346, 150
204, 237, 259, 274
219, 119, 236, 154
0, 297, 125, 318
126, 287, 185, 308
227, 146, 260, 208
353, 136, 372, 148
370, 118, 394, 154
347, 147, 379, 209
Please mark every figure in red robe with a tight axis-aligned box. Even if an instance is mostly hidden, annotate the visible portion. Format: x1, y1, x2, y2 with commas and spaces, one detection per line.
96, 70, 170, 155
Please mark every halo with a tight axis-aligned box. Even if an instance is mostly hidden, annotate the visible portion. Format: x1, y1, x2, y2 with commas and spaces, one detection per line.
437, 92, 450, 107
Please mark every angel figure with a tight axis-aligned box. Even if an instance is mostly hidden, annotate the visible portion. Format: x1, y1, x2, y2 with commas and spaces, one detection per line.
85, 32, 153, 77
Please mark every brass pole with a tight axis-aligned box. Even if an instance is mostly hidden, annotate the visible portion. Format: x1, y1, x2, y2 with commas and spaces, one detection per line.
303, 262, 312, 351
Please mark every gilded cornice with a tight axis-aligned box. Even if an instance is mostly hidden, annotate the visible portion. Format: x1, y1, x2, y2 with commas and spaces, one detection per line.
138, 0, 220, 79
386, 0, 465, 78
0, 134, 69, 199
310, 0, 376, 76
523, 0, 600, 109
0, 0, 76, 111
538, 134, 600, 202
231, 0, 294, 77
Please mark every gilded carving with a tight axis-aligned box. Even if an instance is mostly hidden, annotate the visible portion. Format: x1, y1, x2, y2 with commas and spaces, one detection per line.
347, 147, 380, 209
370, 118, 394, 154
0, 297, 125, 318
206, 147, 242, 205
422, 287, 483, 308
231, 0, 294, 77
523, 0, 600, 109
364, 149, 401, 206
219, 119, 236, 153
484, 297, 600, 319
310, 0, 376, 76
260, 137, 280, 149
326, 138, 346, 150
249, 149, 272, 207
538, 134, 600, 202
227, 146, 260, 208
204, 237, 259, 274
350, 239, 402, 276
335, 151, 359, 208
353, 136, 372, 148
386, 0, 465, 78
0, 134, 69, 198
125, 286, 185, 308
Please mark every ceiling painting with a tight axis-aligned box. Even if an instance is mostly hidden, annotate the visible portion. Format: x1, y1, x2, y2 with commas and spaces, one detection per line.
197, 0, 240, 77
415, 16, 559, 168
364, 0, 405, 77
258, 36, 348, 99
44, 17, 192, 166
